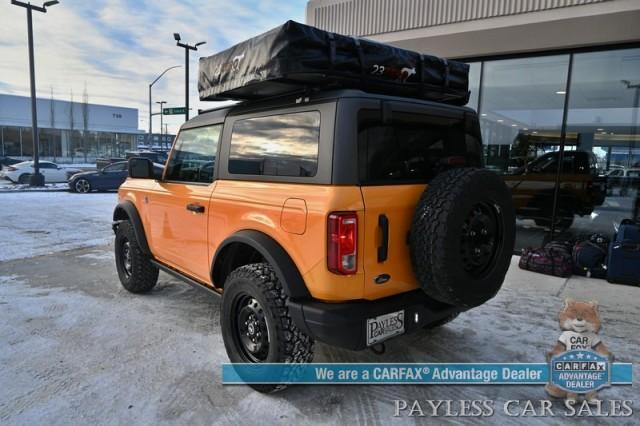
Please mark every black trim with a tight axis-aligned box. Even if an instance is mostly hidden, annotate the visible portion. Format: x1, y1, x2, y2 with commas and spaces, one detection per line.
287, 289, 461, 351
458, 41, 640, 63
211, 230, 312, 299
112, 201, 151, 256
150, 259, 221, 297
377, 214, 389, 262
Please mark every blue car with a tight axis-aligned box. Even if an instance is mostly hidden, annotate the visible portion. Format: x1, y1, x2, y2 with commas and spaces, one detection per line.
69, 161, 163, 193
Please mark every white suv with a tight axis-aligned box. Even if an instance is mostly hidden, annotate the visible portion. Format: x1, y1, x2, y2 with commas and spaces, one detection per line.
2, 161, 81, 184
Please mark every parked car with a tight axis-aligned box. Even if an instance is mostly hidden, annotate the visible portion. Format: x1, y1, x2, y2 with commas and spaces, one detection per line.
69, 160, 164, 193
2, 161, 82, 184
606, 168, 640, 196
0, 156, 22, 168
503, 151, 607, 230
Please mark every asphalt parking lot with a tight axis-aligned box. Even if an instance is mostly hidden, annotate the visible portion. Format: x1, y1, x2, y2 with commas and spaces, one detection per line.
0, 194, 638, 425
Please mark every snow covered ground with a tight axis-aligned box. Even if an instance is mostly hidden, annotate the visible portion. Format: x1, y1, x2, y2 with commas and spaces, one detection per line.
0, 192, 116, 261
0, 181, 70, 192
0, 191, 638, 424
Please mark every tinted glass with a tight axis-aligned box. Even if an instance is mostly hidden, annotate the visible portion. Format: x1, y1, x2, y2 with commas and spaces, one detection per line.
104, 162, 126, 172
229, 111, 320, 177
480, 55, 570, 251
563, 48, 640, 239
358, 110, 482, 184
40, 162, 57, 169
165, 125, 221, 183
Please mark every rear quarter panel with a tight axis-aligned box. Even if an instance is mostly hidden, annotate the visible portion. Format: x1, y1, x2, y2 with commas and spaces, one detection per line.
209, 180, 366, 301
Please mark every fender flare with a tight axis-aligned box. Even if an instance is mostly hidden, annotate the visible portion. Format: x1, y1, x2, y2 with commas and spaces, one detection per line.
112, 201, 151, 256
212, 230, 311, 300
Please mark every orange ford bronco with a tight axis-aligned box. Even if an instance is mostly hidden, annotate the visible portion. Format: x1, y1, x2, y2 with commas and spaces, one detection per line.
112, 21, 515, 392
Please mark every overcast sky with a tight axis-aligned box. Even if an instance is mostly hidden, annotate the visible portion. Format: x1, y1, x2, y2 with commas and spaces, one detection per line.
1, 0, 307, 134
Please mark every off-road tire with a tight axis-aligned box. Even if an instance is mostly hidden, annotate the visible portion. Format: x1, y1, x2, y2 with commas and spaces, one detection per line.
115, 221, 158, 293
410, 168, 515, 308
221, 263, 314, 393
424, 313, 459, 330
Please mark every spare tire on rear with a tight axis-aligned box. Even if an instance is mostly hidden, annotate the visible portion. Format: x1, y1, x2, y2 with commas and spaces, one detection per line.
409, 168, 515, 308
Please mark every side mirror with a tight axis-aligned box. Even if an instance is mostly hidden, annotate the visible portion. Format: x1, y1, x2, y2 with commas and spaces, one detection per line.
128, 157, 155, 179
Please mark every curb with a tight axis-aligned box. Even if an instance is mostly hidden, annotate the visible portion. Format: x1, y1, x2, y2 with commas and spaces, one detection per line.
0, 188, 70, 194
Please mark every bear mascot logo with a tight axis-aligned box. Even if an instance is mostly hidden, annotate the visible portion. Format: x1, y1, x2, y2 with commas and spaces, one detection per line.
545, 299, 613, 404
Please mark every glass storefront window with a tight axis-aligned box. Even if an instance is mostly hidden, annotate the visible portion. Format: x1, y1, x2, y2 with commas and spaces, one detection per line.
39, 128, 61, 159
2, 127, 21, 157
563, 48, 640, 240
21, 128, 33, 157
478, 55, 570, 250
1, 126, 138, 163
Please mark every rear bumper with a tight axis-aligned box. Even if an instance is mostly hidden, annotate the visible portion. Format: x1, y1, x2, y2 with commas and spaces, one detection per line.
287, 290, 461, 351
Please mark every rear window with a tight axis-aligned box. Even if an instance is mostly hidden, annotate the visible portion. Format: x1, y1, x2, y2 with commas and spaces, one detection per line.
228, 111, 320, 177
358, 110, 482, 184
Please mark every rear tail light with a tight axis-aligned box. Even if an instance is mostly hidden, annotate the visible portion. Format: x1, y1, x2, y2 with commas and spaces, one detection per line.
7, 166, 17, 171
327, 212, 358, 275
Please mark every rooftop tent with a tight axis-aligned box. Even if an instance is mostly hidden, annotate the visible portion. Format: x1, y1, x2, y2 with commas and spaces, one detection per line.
198, 20, 470, 105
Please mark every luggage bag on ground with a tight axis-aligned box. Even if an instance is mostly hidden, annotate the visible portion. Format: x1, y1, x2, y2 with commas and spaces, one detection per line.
607, 219, 640, 285
572, 234, 609, 279
519, 244, 573, 278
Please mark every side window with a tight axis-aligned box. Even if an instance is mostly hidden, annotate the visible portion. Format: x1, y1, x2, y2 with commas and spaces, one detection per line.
40, 162, 57, 169
165, 125, 222, 183
228, 111, 320, 177
104, 162, 126, 172
357, 109, 480, 184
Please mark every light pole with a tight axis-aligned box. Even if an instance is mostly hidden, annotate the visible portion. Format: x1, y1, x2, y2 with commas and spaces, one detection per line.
156, 101, 166, 148
148, 65, 180, 143
12, 0, 59, 186
174, 33, 205, 122
622, 80, 640, 169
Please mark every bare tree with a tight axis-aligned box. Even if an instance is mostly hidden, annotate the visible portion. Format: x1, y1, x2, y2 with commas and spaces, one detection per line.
69, 89, 75, 163
82, 83, 89, 163
50, 86, 56, 161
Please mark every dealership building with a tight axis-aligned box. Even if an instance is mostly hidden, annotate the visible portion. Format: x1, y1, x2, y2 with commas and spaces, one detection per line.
0, 94, 142, 164
307, 0, 640, 249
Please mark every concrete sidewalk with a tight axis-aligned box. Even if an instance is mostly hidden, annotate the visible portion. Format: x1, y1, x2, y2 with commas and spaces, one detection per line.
504, 255, 638, 310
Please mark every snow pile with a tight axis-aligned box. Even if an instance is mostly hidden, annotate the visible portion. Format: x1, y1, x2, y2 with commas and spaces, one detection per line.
0, 182, 69, 192
0, 192, 117, 261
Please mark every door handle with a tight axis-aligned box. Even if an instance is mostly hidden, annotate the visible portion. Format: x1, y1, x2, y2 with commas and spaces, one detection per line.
186, 203, 205, 214
378, 214, 389, 262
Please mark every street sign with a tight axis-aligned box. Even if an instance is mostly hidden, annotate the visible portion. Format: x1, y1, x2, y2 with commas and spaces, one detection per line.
163, 107, 187, 115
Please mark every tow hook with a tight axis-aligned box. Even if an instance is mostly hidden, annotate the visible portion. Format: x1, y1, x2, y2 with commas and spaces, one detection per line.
370, 342, 386, 355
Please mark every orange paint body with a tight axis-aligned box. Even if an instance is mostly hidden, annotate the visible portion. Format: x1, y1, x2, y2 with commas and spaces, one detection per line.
118, 179, 427, 301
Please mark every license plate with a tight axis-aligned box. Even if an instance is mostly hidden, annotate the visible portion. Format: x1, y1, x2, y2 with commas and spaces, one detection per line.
366, 310, 405, 346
